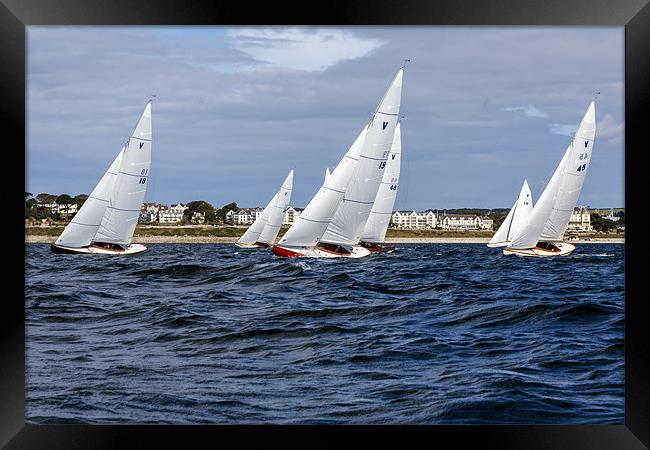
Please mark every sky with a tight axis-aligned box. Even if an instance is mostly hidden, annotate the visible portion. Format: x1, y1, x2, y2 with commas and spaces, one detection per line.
26, 26, 624, 210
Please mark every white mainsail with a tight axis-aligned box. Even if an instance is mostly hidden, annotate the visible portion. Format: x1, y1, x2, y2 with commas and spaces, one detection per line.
94, 101, 152, 245
508, 100, 596, 249
487, 179, 533, 248
360, 121, 402, 243
320, 67, 404, 246
54, 148, 124, 248
277, 127, 367, 248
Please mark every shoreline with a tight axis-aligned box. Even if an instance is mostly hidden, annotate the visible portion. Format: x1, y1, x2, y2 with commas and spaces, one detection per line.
25, 235, 625, 244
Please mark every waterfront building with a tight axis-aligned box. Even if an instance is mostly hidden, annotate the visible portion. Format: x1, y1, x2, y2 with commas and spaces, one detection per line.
159, 204, 187, 223
391, 210, 437, 229
567, 205, 593, 232
439, 214, 483, 230
283, 206, 303, 225
40, 201, 79, 216
390, 210, 492, 231
230, 208, 264, 225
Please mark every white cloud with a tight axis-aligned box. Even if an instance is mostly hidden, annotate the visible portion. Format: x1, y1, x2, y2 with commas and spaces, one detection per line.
596, 113, 624, 140
549, 123, 576, 136
227, 27, 384, 72
503, 105, 548, 118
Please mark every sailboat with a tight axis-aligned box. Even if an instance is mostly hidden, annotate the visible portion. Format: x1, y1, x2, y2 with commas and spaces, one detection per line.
51, 101, 153, 255
487, 179, 533, 248
235, 170, 293, 248
502, 98, 597, 257
358, 121, 402, 253
273, 66, 404, 258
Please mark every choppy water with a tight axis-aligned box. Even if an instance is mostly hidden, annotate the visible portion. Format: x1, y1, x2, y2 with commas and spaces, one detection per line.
25, 243, 624, 424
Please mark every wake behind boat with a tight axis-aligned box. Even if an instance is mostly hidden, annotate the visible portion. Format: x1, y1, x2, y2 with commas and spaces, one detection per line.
235, 170, 293, 249
273, 65, 404, 259
50, 100, 153, 255
501, 97, 597, 257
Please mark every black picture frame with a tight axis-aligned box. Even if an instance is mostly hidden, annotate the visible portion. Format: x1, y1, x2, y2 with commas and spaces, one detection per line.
5, 0, 648, 448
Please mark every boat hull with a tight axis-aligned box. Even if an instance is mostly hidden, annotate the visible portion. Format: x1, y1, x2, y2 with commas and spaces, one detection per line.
235, 242, 270, 249
359, 241, 396, 253
50, 243, 148, 255
272, 244, 371, 259
503, 242, 575, 257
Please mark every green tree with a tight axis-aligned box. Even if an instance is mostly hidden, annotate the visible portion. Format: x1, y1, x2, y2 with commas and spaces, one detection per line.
183, 200, 217, 224
591, 213, 618, 232
491, 213, 508, 231
55, 194, 74, 217
73, 194, 89, 206
216, 202, 238, 224
35, 193, 57, 204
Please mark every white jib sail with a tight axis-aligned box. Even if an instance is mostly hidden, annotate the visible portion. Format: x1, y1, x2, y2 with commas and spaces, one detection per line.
54, 148, 124, 248
487, 179, 533, 248
258, 170, 293, 245
508, 100, 596, 249
236, 194, 277, 245
277, 127, 367, 248
94, 101, 152, 245
239, 170, 294, 246
360, 121, 402, 243
320, 67, 404, 246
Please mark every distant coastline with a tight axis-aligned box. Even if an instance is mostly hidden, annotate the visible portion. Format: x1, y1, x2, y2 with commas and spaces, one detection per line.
25, 226, 625, 246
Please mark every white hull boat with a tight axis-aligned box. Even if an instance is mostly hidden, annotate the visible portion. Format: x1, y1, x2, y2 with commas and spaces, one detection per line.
501, 98, 597, 258
502, 241, 575, 257
51, 100, 153, 255
234, 241, 270, 249
50, 243, 148, 255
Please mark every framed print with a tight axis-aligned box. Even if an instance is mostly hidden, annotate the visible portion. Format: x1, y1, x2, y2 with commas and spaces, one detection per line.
4, 0, 649, 448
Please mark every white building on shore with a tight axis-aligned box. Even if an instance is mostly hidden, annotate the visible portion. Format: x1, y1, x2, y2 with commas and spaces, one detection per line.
159, 204, 187, 223
40, 202, 79, 216
226, 208, 264, 225
283, 206, 303, 225
390, 210, 493, 231
566, 206, 593, 232
391, 210, 437, 229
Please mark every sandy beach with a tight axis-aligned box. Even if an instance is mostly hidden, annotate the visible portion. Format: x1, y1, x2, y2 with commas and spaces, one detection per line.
25, 235, 624, 244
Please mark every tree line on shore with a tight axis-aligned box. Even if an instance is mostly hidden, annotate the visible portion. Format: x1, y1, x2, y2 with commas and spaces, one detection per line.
25, 192, 239, 225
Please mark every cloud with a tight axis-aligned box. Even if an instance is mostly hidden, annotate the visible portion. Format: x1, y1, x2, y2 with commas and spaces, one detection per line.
503, 105, 548, 118
548, 114, 623, 143
548, 123, 576, 136
226, 27, 385, 72
596, 113, 624, 141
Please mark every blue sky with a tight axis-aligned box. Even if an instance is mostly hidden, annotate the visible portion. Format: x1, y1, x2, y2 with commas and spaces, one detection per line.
27, 26, 624, 209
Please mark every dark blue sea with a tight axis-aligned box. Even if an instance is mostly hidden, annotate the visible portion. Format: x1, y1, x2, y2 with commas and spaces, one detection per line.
25, 243, 624, 424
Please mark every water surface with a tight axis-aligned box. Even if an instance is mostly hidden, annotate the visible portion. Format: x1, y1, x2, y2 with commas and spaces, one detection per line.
25, 243, 624, 424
